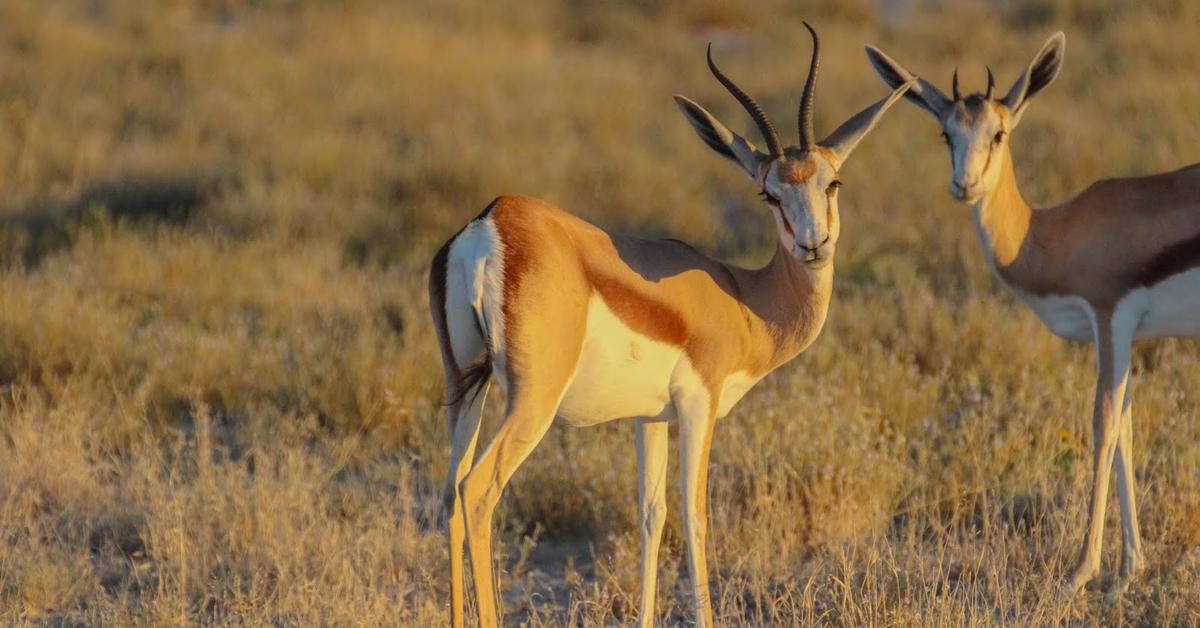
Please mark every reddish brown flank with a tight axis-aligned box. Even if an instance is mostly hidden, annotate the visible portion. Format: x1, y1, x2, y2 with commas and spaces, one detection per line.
489, 194, 691, 355
490, 196, 537, 378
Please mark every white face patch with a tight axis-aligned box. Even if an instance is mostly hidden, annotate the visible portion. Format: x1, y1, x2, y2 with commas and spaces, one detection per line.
941, 101, 1008, 203
762, 155, 841, 267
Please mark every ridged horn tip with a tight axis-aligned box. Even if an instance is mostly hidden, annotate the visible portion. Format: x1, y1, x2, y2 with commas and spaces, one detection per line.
706, 42, 784, 157
798, 21, 820, 150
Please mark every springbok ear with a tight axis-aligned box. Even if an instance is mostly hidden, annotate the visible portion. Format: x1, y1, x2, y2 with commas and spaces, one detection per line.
821, 79, 913, 164
1002, 32, 1066, 126
674, 95, 766, 179
864, 45, 951, 120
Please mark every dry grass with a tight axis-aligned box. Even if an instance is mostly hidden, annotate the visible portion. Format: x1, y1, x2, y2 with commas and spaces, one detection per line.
2, 0, 1200, 624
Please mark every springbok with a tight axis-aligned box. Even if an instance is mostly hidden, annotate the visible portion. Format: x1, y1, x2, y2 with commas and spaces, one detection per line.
865, 32, 1200, 594
429, 24, 911, 627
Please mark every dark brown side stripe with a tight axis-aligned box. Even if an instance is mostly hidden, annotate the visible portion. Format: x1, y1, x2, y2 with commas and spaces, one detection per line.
583, 265, 690, 348
1135, 231, 1200, 287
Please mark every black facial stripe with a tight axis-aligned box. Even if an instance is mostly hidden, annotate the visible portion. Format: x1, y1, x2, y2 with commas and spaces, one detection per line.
981, 143, 994, 176
775, 206, 796, 237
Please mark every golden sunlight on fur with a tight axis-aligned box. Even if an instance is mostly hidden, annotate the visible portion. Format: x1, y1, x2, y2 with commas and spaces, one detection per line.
1, 1, 1200, 625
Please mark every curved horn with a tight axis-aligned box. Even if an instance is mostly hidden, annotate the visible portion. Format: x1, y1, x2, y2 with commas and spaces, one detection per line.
952, 67, 962, 101
985, 66, 996, 99
707, 43, 783, 157
798, 21, 820, 151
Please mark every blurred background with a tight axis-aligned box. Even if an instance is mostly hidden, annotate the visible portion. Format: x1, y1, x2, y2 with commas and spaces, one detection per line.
1, 0, 1199, 624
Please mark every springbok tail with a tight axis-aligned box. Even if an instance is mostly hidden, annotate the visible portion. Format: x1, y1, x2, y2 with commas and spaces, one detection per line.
441, 368, 491, 515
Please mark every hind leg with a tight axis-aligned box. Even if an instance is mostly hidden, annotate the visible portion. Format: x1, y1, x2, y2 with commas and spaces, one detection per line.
1111, 383, 1144, 594
446, 379, 490, 628
435, 261, 493, 627
461, 383, 566, 627
1066, 315, 1133, 594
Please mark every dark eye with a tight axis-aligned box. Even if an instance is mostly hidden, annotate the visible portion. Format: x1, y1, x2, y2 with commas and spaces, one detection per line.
940, 131, 951, 145
759, 190, 780, 206
993, 130, 1006, 144
827, 180, 842, 195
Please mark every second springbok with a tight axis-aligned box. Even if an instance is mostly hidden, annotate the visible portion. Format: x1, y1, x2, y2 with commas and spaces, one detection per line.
430, 24, 911, 627
866, 32, 1200, 594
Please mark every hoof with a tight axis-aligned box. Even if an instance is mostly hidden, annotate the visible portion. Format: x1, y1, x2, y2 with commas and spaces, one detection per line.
1104, 579, 1129, 602
1058, 579, 1083, 601
1120, 548, 1146, 579
1061, 563, 1097, 599
1106, 551, 1145, 598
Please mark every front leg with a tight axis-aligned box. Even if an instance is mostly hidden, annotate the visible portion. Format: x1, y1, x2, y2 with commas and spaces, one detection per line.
636, 419, 670, 628
677, 396, 716, 627
1065, 310, 1133, 594
1111, 384, 1145, 594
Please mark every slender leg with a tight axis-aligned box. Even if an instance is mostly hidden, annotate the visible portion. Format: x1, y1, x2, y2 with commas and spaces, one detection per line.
447, 382, 490, 628
1065, 311, 1133, 594
461, 393, 560, 627
636, 419, 670, 628
677, 398, 716, 627
1111, 383, 1145, 593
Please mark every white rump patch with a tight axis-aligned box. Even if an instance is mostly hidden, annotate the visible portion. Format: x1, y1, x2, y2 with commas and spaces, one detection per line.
446, 215, 508, 383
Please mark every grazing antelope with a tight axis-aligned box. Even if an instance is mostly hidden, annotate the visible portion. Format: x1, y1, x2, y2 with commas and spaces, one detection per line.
865, 32, 1200, 594
429, 24, 911, 627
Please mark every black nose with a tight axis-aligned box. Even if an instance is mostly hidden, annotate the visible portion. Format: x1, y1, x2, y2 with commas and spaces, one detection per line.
800, 234, 831, 252
953, 176, 979, 192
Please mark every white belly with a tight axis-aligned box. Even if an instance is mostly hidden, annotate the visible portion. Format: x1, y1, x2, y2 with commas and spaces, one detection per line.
1015, 290, 1095, 342
556, 295, 682, 426
1134, 267, 1200, 339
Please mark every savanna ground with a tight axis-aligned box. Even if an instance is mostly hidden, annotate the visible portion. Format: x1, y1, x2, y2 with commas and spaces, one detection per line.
1, 0, 1199, 625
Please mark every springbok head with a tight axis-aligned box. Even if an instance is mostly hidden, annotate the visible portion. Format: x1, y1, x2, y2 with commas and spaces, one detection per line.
865, 32, 1065, 203
675, 23, 912, 269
